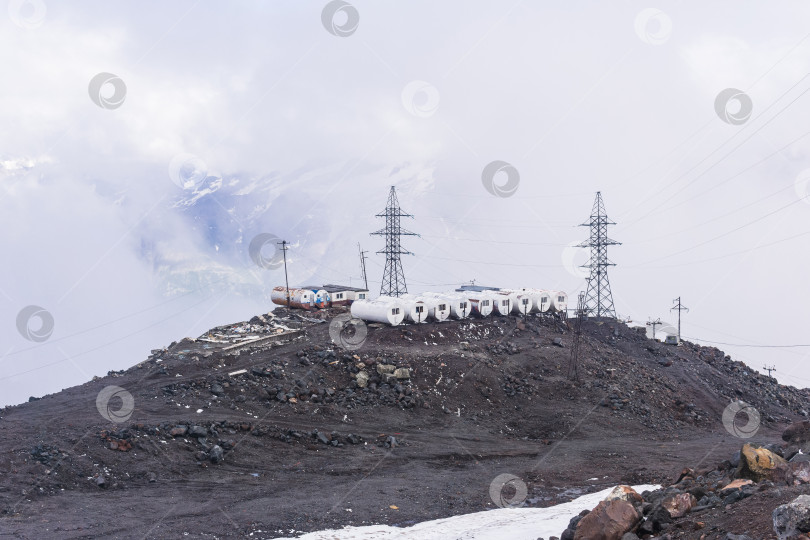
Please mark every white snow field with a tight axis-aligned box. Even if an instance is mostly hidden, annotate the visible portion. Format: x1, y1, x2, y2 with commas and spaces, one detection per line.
271, 484, 660, 540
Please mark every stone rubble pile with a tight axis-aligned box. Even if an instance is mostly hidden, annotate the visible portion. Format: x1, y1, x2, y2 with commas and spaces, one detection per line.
548, 421, 810, 540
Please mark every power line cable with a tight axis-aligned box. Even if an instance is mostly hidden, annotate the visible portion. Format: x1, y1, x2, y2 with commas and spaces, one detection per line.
683, 336, 810, 348
623, 77, 810, 227
0, 293, 217, 382
634, 195, 805, 265
618, 29, 810, 222
629, 228, 810, 268
631, 128, 810, 245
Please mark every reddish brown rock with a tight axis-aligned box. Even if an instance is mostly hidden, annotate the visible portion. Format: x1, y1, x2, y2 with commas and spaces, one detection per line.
662, 492, 697, 518
720, 479, 753, 492
792, 461, 810, 485
574, 499, 641, 540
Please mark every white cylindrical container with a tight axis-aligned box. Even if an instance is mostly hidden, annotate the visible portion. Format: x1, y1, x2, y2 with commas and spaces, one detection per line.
423, 292, 470, 319
550, 290, 568, 313
533, 289, 552, 313
448, 294, 471, 319
351, 299, 406, 326
465, 294, 493, 317
426, 296, 450, 322
401, 296, 428, 323
487, 291, 513, 316
511, 292, 533, 316
514, 287, 548, 314
271, 286, 315, 310
400, 294, 440, 323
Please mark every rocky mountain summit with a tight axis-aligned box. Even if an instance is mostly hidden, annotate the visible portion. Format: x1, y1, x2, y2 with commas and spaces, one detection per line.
1, 307, 808, 538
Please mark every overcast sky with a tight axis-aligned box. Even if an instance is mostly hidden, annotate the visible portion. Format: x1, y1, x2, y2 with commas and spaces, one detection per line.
2, 1, 810, 407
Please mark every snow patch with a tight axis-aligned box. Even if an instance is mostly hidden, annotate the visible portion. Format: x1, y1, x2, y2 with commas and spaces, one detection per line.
274, 484, 659, 539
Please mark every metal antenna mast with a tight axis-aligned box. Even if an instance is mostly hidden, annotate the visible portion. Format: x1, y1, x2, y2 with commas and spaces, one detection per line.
579, 192, 620, 318
358, 243, 369, 290
670, 297, 689, 340
568, 290, 588, 381
278, 240, 290, 308
371, 186, 418, 297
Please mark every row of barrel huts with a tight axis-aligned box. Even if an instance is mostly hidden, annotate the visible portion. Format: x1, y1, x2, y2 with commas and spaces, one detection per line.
271, 284, 567, 326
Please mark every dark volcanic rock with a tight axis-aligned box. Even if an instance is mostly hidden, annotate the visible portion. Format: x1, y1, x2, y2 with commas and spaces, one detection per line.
783, 421, 810, 444
209, 445, 224, 463
188, 426, 208, 437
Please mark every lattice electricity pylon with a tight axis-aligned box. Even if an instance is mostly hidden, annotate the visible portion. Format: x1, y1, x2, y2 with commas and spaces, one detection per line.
578, 192, 621, 318
371, 186, 418, 297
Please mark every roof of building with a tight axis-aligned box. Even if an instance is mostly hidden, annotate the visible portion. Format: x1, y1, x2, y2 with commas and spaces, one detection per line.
296, 285, 323, 292
456, 285, 501, 292
321, 284, 370, 293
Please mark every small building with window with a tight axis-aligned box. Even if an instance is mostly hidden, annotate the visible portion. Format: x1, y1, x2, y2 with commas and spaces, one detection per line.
321, 284, 371, 306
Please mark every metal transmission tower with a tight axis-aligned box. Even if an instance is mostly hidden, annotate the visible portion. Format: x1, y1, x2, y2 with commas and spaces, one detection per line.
568, 290, 588, 381
371, 186, 418, 297
579, 192, 621, 318
646, 317, 663, 340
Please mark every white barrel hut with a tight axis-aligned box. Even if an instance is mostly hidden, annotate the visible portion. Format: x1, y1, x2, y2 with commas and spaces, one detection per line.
351, 298, 405, 326
550, 290, 568, 313
517, 287, 550, 314
511, 291, 533, 316
423, 292, 470, 319
393, 295, 429, 324
401, 294, 443, 323
487, 291, 513, 316
534, 289, 552, 313
465, 294, 493, 317
427, 297, 450, 322
271, 286, 315, 310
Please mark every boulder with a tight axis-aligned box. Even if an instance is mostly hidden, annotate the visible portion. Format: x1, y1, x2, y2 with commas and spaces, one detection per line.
640, 503, 672, 534
783, 421, 810, 444
209, 445, 224, 463
738, 443, 788, 482
376, 364, 396, 375
574, 499, 641, 540
393, 368, 411, 379
791, 461, 810, 485
662, 492, 697, 518
188, 425, 208, 437
790, 452, 810, 464
773, 494, 810, 540
169, 425, 188, 437
605, 485, 643, 505
355, 371, 369, 389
